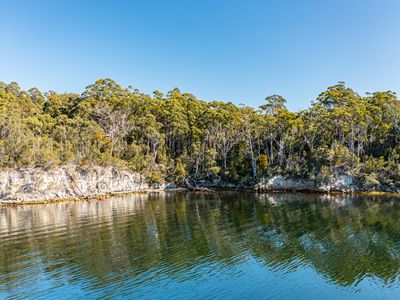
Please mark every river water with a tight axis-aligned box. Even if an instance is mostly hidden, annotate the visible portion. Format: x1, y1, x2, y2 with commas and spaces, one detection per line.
1, 192, 400, 299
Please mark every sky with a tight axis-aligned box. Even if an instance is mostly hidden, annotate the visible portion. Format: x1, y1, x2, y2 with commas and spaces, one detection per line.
1, 0, 400, 111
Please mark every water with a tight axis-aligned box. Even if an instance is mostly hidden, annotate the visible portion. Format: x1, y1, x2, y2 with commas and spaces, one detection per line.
1, 192, 400, 299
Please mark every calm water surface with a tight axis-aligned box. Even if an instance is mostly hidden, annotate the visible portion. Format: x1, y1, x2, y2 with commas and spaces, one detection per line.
1, 192, 400, 299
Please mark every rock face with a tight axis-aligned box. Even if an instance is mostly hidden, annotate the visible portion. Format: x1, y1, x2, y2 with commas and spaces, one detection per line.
255, 174, 357, 193
0, 166, 392, 204
0, 165, 154, 204
318, 175, 356, 193
255, 175, 316, 191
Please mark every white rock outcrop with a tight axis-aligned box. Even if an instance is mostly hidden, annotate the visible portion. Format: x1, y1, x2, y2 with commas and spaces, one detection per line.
318, 174, 355, 193
0, 165, 153, 203
255, 174, 357, 193
255, 175, 315, 191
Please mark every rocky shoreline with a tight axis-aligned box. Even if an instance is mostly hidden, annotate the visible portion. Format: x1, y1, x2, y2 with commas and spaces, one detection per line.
254, 174, 356, 193
0, 166, 398, 204
0, 165, 172, 204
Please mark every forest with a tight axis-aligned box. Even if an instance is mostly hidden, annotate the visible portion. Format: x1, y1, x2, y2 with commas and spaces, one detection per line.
0, 79, 399, 189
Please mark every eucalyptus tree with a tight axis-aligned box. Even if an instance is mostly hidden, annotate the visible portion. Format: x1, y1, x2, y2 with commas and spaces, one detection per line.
0, 79, 398, 190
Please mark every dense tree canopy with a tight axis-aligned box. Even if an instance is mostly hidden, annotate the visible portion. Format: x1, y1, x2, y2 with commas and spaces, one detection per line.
0, 79, 398, 189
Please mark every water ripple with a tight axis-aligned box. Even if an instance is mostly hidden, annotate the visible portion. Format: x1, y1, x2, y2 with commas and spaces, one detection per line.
1, 192, 400, 299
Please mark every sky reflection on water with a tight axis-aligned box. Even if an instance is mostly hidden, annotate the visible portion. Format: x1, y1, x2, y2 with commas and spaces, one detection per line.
1, 192, 400, 299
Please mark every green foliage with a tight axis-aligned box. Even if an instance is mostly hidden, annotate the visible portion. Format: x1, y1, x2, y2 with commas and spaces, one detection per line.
173, 158, 187, 184
258, 154, 270, 172
0, 79, 398, 189
147, 171, 164, 184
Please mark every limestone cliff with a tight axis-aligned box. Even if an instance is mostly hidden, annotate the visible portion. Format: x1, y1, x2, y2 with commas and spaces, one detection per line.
0, 165, 152, 204
254, 174, 357, 193
0, 166, 396, 204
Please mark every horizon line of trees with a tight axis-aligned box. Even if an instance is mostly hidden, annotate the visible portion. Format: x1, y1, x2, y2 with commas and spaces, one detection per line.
0, 79, 399, 189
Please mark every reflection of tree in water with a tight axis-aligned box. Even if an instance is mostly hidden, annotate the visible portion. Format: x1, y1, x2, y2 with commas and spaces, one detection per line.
1, 192, 400, 293
248, 194, 400, 287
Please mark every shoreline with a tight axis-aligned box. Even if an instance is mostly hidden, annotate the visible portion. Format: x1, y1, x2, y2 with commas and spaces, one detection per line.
2, 188, 400, 206
0, 165, 398, 206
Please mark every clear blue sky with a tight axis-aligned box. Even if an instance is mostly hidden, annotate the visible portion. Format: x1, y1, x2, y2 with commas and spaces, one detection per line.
1, 0, 400, 111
